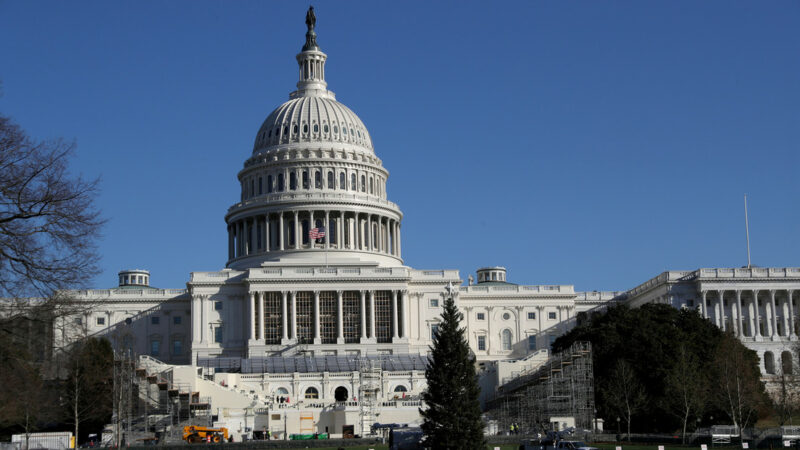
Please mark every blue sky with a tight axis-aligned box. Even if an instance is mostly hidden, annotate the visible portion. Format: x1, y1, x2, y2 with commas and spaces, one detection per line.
1, 1, 798, 292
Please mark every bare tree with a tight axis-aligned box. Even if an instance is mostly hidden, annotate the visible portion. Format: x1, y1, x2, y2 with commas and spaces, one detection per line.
663, 343, 708, 443
605, 359, 647, 440
62, 337, 113, 444
711, 334, 768, 439
0, 114, 103, 299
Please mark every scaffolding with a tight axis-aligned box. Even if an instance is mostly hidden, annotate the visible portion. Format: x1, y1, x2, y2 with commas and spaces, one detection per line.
358, 357, 382, 435
486, 341, 595, 434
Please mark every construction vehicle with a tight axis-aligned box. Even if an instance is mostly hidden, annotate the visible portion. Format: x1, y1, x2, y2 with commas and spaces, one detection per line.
182, 426, 229, 443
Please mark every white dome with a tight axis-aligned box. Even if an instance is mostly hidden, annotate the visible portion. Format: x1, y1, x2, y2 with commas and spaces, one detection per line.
253, 95, 373, 154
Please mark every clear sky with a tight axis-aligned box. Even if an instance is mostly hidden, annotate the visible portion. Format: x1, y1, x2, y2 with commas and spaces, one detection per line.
1, 1, 798, 292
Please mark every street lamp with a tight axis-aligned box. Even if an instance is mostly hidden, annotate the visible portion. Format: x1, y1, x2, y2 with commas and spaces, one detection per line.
617, 417, 621, 439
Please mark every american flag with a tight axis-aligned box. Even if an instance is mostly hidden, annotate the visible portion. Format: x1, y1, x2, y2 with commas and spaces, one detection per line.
309, 226, 326, 240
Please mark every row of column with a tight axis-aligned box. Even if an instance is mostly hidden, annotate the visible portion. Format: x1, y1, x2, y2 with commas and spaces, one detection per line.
228, 211, 401, 259
248, 290, 409, 345
699, 289, 797, 339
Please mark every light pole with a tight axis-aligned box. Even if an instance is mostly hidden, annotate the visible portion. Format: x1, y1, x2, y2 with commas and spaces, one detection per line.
616, 417, 621, 440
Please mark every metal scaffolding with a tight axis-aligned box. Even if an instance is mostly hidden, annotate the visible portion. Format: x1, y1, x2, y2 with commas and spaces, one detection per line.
486, 341, 595, 434
358, 357, 382, 435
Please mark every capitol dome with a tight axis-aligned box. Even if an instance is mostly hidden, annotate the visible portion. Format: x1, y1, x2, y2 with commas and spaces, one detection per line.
224, 8, 404, 270
253, 95, 373, 154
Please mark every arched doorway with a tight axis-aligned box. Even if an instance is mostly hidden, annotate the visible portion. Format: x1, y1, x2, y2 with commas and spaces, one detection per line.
334, 386, 348, 402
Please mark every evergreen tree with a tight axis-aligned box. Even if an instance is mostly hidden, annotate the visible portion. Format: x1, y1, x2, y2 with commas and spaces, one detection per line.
421, 295, 486, 449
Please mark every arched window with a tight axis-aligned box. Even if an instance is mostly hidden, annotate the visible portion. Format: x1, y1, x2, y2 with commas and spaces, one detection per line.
351, 174, 356, 190
765, 351, 776, 374
277, 173, 284, 191
502, 329, 512, 351
782, 351, 793, 375
304, 387, 319, 399
369, 178, 373, 194
315, 170, 322, 189
267, 175, 273, 193
334, 386, 348, 402
393, 385, 407, 393
258, 177, 263, 195
360, 175, 366, 192
275, 387, 289, 396
302, 170, 309, 189
289, 172, 297, 190
327, 171, 334, 189
302, 220, 310, 245
339, 172, 345, 189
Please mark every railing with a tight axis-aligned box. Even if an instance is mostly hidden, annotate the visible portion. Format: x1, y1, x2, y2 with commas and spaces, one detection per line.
698, 267, 800, 279
459, 284, 575, 295
227, 191, 402, 212
255, 266, 411, 277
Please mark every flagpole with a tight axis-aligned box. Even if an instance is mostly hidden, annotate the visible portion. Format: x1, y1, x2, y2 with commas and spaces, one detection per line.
744, 194, 751, 269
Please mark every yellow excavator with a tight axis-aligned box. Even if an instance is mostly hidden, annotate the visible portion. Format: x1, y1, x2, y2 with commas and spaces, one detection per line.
182, 426, 229, 443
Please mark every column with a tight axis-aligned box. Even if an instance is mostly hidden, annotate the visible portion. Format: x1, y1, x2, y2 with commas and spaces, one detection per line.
700, 291, 707, 319
392, 290, 399, 340
313, 290, 321, 344
337, 212, 343, 249
244, 219, 250, 255
736, 290, 744, 337
360, 290, 367, 341
258, 291, 265, 343
290, 291, 297, 340
782, 293, 790, 338
278, 213, 285, 251
249, 292, 256, 341
397, 223, 402, 258
199, 295, 207, 343
264, 215, 270, 252
337, 290, 344, 344
324, 210, 330, 249
714, 291, 722, 328
281, 291, 289, 342
789, 290, 796, 338
754, 290, 761, 338
293, 211, 300, 249
401, 290, 409, 338
770, 290, 778, 338
369, 291, 377, 339
308, 210, 314, 248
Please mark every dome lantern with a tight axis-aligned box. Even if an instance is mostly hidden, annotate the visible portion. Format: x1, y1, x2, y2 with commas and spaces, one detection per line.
294, 6, 328, 97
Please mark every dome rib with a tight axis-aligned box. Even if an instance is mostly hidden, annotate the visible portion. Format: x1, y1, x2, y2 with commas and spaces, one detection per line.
253, 96, 374, 154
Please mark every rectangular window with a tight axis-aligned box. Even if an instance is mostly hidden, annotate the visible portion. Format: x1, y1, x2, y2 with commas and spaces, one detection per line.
374, 291, 392, 344
172, 340, 182, 356
429, 299, 439, 308
214, 325, 224, 343
548, 312, 556, 320
431, 324, 439, 340
476, 312, 485, 320
477, 335, 486, 351
150, 340, 160, 356
96, 317, 105, 326
151, 316, 160, 325
528, 335, 536, 350
528, 312, 536, 320
74, 317, 82, 325
173, 316, 182, 325
214, 301, 223, 311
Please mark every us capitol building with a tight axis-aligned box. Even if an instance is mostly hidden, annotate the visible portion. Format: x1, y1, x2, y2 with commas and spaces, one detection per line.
59, 9, 799, 439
